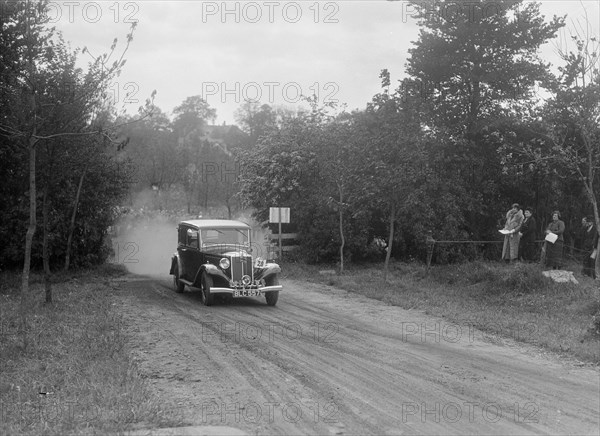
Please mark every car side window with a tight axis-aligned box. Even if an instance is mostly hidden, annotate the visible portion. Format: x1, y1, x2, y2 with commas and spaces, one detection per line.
178, 226, 186, 245
186, 228, 199, 248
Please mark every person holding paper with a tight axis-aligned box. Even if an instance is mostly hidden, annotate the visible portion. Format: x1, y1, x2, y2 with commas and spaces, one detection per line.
544, 210, 565, 269
581, 216, 598, 279
501, 203, 524, 262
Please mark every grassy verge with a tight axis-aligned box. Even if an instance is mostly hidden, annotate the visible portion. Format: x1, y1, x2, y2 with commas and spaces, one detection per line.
0, 265, 181, 435
281, 260, 600, 364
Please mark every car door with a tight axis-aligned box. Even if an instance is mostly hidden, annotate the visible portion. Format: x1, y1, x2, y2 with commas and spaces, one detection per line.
180, 226, 202, 282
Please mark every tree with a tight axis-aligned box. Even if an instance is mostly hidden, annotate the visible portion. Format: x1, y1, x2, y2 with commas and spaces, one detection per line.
237, 111, 320, 222
311, 105, 356, 273
172, 96, 217, 213
405, 0, 565, 239
0, 0, 147, 347
533, 17, 600, 275
118, 107, 183, 207
173, 95, 216, 134
234, 101, 277, 145
406, 0, 563, 136
359, 71, 430, 279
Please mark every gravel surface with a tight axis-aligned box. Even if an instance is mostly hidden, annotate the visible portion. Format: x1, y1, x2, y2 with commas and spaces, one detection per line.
114, 275, 600, 435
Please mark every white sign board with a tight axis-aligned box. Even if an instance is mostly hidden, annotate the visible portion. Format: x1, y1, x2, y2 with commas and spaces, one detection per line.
269, 207, 290, 223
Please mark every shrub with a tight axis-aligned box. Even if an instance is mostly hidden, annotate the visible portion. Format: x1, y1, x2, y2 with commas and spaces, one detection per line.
590, 305, 600, 337
466, 262, 499, 284
489, 262, 550, 294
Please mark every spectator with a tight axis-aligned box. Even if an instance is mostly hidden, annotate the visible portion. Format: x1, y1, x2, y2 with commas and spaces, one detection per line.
581, 216, 599, 279
502, 203, 524, 263
519, 207, 537, 262
544, 210, 565, 270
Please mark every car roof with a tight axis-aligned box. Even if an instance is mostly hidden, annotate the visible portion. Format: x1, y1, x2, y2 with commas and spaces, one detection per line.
180, 219, 250, 229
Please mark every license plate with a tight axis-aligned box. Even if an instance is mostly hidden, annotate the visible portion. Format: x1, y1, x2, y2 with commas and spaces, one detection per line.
233, 289, 261, 297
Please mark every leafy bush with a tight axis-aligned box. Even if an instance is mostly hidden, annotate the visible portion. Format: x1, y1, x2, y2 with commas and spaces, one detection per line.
430, 261, 552, 294
590, 304, 600, 337
490, 262, 551, 294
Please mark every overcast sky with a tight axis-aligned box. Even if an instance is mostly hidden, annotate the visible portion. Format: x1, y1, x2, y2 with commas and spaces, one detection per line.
51, 1, 600, 125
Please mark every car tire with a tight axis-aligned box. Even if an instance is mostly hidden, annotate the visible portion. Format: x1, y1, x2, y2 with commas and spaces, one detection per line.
201, 273, 214, 306
265, 276, 279, 306
173, 264, 185, 293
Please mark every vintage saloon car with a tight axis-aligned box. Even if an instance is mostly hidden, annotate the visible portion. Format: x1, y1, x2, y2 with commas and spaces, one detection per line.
169, 219, 282, 306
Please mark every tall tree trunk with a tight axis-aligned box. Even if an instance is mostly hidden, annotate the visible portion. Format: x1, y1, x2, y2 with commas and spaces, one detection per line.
42, 182, 52, 303
20, 140, 37, 349
20, 9, 38, 349
581, 131, 599, 278
592, 196, 599, 279
64, 164, 87, 271
338, 183, 345, 274
383, 203, 396, 281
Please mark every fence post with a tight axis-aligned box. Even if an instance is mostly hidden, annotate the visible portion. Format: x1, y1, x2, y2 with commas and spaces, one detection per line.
426, 231, 435, 274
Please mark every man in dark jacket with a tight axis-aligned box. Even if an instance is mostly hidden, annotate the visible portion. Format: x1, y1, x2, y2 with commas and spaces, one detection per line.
519, 207, 537, 262
581, 216, 599, 279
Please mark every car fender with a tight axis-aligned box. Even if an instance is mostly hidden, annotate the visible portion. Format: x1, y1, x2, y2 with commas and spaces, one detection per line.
169, 253, 180, 275
256, 263, 281, 281
195, 262, 230, 286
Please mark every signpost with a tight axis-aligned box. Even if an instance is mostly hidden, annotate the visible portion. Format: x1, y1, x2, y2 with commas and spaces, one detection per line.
269, 207, 290, 260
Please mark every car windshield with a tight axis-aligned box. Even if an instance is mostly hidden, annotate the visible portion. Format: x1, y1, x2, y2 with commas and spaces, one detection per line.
201, 228, 249, 247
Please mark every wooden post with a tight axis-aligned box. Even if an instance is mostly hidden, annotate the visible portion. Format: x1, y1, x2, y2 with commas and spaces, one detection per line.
426, 231, 435, 274
278, 208, 282, 261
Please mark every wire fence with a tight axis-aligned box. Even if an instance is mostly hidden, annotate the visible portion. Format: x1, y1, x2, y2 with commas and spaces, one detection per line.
425, 236, 590, 272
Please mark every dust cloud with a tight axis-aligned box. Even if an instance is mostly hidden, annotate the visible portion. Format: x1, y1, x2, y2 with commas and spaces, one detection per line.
111, 215, 178, 277
109, 207, 273, 277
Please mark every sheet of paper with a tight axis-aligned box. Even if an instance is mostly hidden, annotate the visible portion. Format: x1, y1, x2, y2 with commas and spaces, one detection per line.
499, 229, 512, 235
545, 232, 558, 244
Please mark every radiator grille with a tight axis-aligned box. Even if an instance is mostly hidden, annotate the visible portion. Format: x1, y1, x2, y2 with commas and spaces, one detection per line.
230, 256, 252, 281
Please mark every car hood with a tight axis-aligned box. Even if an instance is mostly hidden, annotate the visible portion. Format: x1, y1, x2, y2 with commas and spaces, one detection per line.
222, 251, 251, 258
202, 245, 251, 257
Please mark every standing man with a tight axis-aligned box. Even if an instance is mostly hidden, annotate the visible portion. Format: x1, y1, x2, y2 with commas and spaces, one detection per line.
519, 207, 537, 262
581, 216, 599, 279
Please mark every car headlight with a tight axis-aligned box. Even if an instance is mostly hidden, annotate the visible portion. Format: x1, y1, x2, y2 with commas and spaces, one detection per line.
219, 258, 230, 270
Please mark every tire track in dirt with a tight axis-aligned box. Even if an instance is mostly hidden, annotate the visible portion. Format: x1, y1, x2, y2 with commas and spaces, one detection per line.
114, 276, 599, 435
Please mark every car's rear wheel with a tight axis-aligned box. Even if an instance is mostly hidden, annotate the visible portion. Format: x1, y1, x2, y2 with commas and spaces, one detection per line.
265, 276, 279, 306
173, 264, 185, 293
201, 273, 214, 306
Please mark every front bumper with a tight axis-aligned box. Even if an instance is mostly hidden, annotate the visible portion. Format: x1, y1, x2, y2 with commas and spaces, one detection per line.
209, 285, 283, 294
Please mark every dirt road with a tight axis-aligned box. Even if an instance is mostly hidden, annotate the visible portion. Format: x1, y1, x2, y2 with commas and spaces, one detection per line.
114, 275, 599, 435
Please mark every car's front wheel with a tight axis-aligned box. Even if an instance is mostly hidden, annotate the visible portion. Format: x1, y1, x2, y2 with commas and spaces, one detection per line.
265, 275, 279, 306
201, 273, 214, 306
173, 264, 185, 293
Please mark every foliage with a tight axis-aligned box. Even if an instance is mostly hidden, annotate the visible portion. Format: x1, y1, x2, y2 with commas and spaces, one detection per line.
3, 0, 596, 275
235, 0, 576, 266
234, 101, 278, 145
404, 0, 566, 244
501, 10, 600, 275
0, 0, 141, 275
0, 268, 182, 434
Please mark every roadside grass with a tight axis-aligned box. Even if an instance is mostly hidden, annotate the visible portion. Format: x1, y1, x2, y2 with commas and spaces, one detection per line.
281, 260, 600, 364
0, 265, 183, 435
